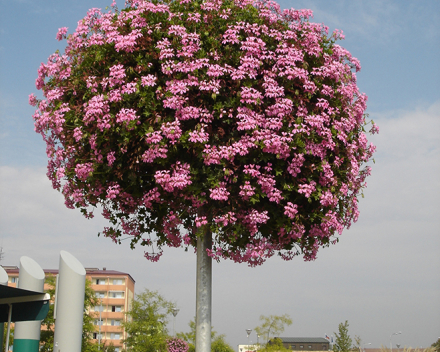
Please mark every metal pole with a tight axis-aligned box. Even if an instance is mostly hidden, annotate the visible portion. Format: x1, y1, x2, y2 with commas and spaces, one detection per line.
98, 302, 102, 351
195, 227, 212, 352
4, 304, 12, 352
390, 332, 401, 352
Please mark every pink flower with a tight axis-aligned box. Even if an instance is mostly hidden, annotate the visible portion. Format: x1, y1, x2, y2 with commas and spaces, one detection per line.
141, 75, 157, 87
56, 27, 68, 41
28, 94, 38, 106
284, 202, 298, 218
298, 181, 316, 198
209, 182, 230, 201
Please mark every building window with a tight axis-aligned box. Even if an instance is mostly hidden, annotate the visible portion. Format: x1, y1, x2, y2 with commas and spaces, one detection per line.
111, 320, 121, 326
291, 346, 296, 349
93, 333, 103, 340
94, 305, 104, 312
110, 333, 120, 340
300, 346, 304, 349
95, 278, 107, 285
95, 320, 103, 326
113, 279, 124, 285
308, 346, 312, 349
115, 349, 120, 352
111, 305, 122, 312
10, 277, 18, 283
109, 291, 124, 298
323, 345, 328, 350
96, 292, 105, 298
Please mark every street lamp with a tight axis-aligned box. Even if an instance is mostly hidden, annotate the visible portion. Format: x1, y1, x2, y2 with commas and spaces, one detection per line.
246, 329, 252, 350
363, 342, 371, 352
390, 332, 401, 352
172, 308, 179, 336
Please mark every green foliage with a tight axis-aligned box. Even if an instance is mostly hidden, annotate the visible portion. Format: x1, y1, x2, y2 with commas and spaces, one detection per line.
122, 289, 176, 352
333, 321, 352, 352
254, 314, 292, 345
39, 275, 100, 352
432, 338, 440, 352
177, 319, 234, 352
353, 335, 362, 352
2, 324, 14, 351
263, 338, 290, 352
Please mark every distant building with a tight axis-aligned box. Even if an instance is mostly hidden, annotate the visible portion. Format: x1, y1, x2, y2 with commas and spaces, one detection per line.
3, 266, 135, 352
270, 337, 330, 351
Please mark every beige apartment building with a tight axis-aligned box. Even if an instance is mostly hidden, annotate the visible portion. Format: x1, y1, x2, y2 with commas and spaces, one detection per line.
3, 266, 135, 352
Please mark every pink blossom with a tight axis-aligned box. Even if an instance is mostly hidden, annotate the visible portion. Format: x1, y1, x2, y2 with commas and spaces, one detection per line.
56, 27, 68, 41
298, 181, 316, 198
141, 75, 157, 87
28, 94, 38, 106
209, 182, 230, 201
284, 202, 298, 218
75, 163, 94, 180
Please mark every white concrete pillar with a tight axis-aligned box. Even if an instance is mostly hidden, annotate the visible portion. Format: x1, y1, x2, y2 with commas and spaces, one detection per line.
0, 266, 8, 351
13, 256, 45, 352
53, 250, 86, 352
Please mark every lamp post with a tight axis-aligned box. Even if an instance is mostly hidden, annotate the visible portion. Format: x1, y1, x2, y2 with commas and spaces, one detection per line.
172, 308, 179, 336
363, 342, 371, 352
246, 329, 252, 350
98, 302, 102, 351
390, 332, 401, 352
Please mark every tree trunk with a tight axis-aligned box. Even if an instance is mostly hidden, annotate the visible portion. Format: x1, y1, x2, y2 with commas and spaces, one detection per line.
195, 226, 212, 352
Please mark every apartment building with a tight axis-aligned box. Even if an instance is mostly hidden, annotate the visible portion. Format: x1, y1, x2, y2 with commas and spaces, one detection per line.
3, 266, 135, 352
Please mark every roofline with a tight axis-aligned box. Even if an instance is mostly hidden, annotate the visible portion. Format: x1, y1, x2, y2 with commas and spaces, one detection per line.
2, 266, 135, 284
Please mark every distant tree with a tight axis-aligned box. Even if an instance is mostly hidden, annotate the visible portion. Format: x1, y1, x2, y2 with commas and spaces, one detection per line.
2, 325, 14, 351
39, 275, 100, 352
432, 339, 440, 352
177, 319, 234, 352
353, 335, 362, 352
254, 314, 292, 345
333, 321, 352, 352
122, 289, 176, 352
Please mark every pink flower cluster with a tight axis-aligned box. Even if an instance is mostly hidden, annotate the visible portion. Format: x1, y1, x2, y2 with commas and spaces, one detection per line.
30, 0, 377, 266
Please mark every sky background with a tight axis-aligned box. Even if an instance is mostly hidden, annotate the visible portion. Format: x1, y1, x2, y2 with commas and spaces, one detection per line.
0, 0, 439, 350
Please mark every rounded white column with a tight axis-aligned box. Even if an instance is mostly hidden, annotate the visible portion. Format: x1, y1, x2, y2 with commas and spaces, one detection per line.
13, 256, 45, 352
53, 251, 86, 352
0, 266, 8, 351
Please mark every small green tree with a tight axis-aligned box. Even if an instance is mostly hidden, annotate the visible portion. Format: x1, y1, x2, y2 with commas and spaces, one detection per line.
39, 275, 100, 352
122, 289, 175, 352
177, 319, 234, 352
431, 338, 440, 352
254, 314, 292, 345
2, 325, 14, 352
333, 321, 352, 352
353, 335, 362, 352
263, 338, 290, 352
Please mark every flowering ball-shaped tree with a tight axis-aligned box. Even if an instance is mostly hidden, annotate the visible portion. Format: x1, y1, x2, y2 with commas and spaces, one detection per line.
31, 0, 377, 266
167, 337, 189, 352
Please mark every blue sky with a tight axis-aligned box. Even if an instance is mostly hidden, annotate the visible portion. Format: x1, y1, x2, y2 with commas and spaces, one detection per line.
0, 0, 439, 349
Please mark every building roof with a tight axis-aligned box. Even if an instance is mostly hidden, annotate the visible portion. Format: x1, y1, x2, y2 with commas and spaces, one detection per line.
2, 266, 135, 283
278, 338, 330, 344
0, 285, 50, 323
